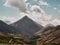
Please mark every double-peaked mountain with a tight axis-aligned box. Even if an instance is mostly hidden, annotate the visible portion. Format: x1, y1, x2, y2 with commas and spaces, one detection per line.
11, 16, 43, 37
0, 20, 18, 34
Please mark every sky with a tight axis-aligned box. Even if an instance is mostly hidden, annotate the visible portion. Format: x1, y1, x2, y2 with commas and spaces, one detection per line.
0, 0, 60, 26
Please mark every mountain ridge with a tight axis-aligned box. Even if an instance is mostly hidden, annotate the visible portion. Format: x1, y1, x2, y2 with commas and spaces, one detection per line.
11, 16, 43, 37
0, 20, 18, 34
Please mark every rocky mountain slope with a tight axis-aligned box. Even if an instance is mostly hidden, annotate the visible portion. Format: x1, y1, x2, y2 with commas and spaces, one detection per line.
0, 20, 18, 34
11, 16, 43, 37
35, 25, 60, 43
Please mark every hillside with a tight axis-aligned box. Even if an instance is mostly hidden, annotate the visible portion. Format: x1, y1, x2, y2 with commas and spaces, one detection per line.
35, 25, 60, 44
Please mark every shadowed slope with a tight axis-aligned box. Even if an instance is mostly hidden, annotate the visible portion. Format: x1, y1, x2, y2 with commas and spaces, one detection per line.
11, 16, 43, 37
0, 20, 18, 34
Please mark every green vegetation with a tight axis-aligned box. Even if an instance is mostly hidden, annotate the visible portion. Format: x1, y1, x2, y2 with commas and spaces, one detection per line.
0, 33, 60, 45
0, 33, 33, 45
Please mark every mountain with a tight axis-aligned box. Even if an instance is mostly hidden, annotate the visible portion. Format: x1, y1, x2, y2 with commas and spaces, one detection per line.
35, 25, 60, 43
0, 20, 18, 34
35, 24, 55, 36
11, 16, 43, 37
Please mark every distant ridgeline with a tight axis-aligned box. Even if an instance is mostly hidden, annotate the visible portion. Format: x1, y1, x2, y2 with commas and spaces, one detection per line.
0, 16, 43, 37
0, 16, 60, 44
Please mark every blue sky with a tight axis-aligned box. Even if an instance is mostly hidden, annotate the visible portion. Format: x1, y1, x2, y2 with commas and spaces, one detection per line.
0, 0, 60, 25
0, 0, 60, 18
0, 0, 20, 17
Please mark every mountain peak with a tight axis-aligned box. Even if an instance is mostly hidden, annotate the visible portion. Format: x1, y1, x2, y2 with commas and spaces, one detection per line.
11, 16, 43, 37
22, 16, 29, 19
0, 20, 5, 23
0, 20, 7, 25
17, 16, 34, 23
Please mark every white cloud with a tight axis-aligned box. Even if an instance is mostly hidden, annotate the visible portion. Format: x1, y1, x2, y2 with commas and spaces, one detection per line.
39, 0, 48, 6
25, 5, 60, 26
25, 0, 27, 2
0, 16, 22, 24
26, 3, 32, 11
51, 19, 60, 26
0, 16, 16, 24
3, 0, 60, 26
4, 0, 27, 13
30, 5, 45, 14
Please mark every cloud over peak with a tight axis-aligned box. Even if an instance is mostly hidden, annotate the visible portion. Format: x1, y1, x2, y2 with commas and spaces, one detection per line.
3, 0, 60, 26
